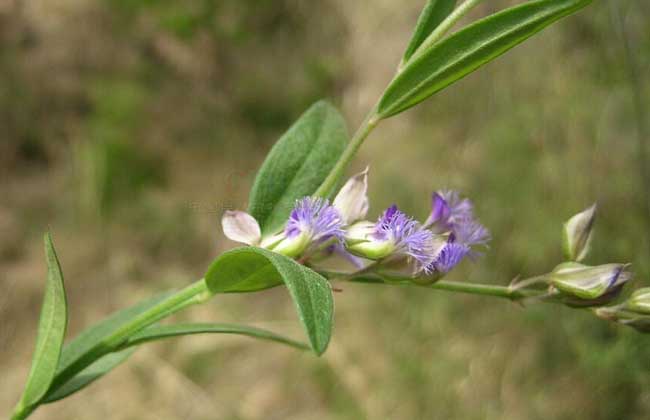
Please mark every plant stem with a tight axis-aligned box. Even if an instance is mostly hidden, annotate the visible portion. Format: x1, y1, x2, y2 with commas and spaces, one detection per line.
315, 1, 483, 197
11, 404, 35, 420
321, 270, 543, 301
42, 279, 211, 408
314, 109, 380, 198
422, 279, 540, 300
399, 0, 485, 71
103, 279, 211, 347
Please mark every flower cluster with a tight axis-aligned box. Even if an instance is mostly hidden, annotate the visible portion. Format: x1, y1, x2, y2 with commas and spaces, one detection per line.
222, 170, 490, 279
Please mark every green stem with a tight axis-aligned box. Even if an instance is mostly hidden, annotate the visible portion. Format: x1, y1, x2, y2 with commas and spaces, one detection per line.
399, 0, 485, 71
41, 279, 211, 409
102, 279, 210, 348
424, 279, 539, 300
322, 270, 543, 301
11, 404, 35, 420
314, 110, 380, 198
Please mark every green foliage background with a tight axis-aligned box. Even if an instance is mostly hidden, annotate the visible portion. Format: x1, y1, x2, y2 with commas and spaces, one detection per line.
1, 0, 649, 418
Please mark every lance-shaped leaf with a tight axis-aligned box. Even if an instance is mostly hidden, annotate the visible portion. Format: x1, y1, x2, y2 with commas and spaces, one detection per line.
44, 322, 308, 403
14, 233, 68, 412
248, 100, 347, 235
378, 0, 592, 118
42, 290, 173, 401
43, 349, 135, 403
124, 323, 310, 350
402, 0, 457, 63
205, 247, 334, 355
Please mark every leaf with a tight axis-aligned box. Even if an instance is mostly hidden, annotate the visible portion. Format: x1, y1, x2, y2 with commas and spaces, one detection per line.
43, 349, 135, 403
248, 100, 347, 235
378, 0, 592, 118
205, 247, 334, 355
402, 0, 457, 63
15, 233, 68, 409
44, 322, 308, 403
124, 322, 310, 351
43, 290, 173, 400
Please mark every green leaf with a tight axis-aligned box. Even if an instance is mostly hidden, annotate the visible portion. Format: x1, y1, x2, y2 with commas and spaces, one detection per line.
124, 322, 310, 351
378, 0, 592, 118
205, 247, 334, 355
402, 0, 457, 63
15, 233, 68, 409
44, 322, 308, 403
248, 100, 347, 235
43, 290, 173, 400
43, 349, 135, 403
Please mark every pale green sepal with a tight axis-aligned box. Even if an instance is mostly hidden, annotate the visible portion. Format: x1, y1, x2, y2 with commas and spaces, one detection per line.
271, 231, 312, 258
347, 239, 395, 260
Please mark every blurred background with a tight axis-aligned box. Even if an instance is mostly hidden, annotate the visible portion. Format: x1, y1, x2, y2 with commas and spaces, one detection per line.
1, 0, 649, 418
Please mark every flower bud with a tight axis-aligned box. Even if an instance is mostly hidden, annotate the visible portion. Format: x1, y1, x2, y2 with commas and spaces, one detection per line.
620, 317, 650, 333
623, 288, 650, 315
593, 288, 650, 333
549, 262, 632, 302
595, 304, 650, 333
333, 168, 370, 225
562, 204, 596, 262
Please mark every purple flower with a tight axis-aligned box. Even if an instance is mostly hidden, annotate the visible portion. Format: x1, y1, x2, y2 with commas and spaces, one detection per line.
274, 197, 344, 257
424, 190, 490, 274
425, 190, 473, 232
451, 216, 491, 249
347, 205, 437, 273
286, 197, 344, 241
430, 242, 470, 273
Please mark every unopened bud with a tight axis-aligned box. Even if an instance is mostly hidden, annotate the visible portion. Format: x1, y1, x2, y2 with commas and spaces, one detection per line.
623, 287, 650, 315
333, 168, 369, 225
595, 302, 650, 334
562, 204, 596, 262
594, 289, 650, 333
549, 262, 632, 303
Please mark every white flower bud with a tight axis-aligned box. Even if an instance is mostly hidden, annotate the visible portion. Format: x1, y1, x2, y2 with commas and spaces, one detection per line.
562, 204, 596, 262
333, 168, 369, 225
